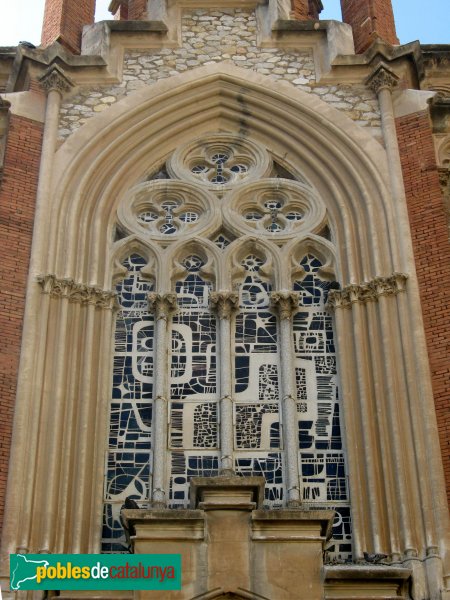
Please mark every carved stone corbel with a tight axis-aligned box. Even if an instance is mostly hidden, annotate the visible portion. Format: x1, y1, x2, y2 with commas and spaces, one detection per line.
270, 291, 300, 320
210, 291, 239, 319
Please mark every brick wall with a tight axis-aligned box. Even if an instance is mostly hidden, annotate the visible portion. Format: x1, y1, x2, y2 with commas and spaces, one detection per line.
0, 114, 43, 539
291, 0, 322, 20
41, 0, 96, 54
396, 110, 450, 502
128, 0, 147, 20
340, 0, 399, 53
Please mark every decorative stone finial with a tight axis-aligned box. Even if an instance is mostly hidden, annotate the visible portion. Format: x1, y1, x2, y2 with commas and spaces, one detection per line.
210, 291, 239, 319
270, 291, 300, 320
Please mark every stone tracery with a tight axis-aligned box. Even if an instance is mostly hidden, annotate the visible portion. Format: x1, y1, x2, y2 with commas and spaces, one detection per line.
103, 135, 352, 558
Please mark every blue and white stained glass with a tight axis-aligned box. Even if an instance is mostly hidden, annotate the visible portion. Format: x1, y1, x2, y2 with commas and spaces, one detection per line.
168, 256, 219, 505
102, 254, 154, 553
234, 255, 283, 506
294, 254, 352, 560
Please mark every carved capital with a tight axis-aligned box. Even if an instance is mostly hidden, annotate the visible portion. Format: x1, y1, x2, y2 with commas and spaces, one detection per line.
327, 273, 408, 310
366, 64, 399, 95
0, 97, 11, 113
37, 274, 118, 309
148, 293, 177, 319
438, 167, 450, 190
38, 65, 74, 95
270, 291, 299, 320
210, 291, 239, 319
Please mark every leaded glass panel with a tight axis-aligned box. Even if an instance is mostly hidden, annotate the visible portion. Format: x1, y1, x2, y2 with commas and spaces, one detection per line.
234, 255, 283, 507
168, 256, 219, 506
294, 254, 352, 560
102, 255, 154, 553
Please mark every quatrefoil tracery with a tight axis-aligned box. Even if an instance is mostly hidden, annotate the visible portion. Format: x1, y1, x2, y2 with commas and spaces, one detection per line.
117, 180, 220, 241
224, 179, 326, 241
117, 136, 327, 244
167, 133, 272, 189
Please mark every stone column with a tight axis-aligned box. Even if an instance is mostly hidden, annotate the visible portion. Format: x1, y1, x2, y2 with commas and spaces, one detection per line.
368, 64, 450, 599
4, 65, 73, 557
270, 291, 301, 507
210, 291, 239, 475
148, 293, 177, 508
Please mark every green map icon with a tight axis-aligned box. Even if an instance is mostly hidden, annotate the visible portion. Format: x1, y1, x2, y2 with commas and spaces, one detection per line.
10, 555, 50, 590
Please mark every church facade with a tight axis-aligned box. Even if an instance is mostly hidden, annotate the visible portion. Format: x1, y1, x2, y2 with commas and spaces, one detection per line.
0, 0, 449, 598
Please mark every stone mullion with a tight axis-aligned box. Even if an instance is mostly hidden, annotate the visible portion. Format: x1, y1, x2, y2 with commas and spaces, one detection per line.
270, 292, 301, 507
148, 293, 177, 508
54, 300, 82, 553
331, 304, 366, 562
364, 299, 401, 559
89, 305, 118, 552
210, 292, 239, 476
35, 292, 71, 553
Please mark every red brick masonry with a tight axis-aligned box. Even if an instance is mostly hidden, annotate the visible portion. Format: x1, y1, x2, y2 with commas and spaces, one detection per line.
0, 114, 43, 538
340, 0, 399, 53
41, 0, 95, 54
396, 110, 450, 503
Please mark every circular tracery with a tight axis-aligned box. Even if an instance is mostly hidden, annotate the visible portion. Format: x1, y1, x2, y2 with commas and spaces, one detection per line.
117, 180, 220, 241
167, 133, 272, 189
223, 179, 326, 241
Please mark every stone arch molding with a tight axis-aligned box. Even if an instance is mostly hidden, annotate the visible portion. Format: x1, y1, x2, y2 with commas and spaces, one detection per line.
47, 62, 401, 288
3, 61, 450, 600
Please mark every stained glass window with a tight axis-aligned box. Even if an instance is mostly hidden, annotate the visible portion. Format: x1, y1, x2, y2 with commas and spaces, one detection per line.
294, 254, 352, 560
106, 138, 352, 560
168, 255, 219, 507
234, 255, 283, 507
102, 254, 154, 552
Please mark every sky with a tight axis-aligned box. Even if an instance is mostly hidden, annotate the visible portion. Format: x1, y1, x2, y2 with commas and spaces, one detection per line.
0, 0, 448, 48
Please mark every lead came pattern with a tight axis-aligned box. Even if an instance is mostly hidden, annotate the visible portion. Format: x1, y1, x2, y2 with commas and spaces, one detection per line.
234, 255, 283, 507
294, 254, 352, 560
106, 139, 353, 558
103, 255, 155, 552
168, 255, 219, 505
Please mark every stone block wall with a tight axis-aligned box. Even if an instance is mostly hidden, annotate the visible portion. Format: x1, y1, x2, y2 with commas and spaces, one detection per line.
57, 9, 381, 141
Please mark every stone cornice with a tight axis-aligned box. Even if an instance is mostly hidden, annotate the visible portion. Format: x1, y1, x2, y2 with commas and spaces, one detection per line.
270, 291, 300, 320
38, 64, 74, 95
148, 292, 178, 320
37, 274, 118, 309
366, 63, 399, 94
210, 291, 239, 319
327, 273, 408, 310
